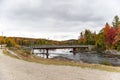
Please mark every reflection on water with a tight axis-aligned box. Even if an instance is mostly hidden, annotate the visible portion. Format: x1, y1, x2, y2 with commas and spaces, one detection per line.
34, 49, 73, 58
33, 49, 120, 66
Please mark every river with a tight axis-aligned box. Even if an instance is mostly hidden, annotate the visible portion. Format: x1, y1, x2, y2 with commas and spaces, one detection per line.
33, 49, 120, 66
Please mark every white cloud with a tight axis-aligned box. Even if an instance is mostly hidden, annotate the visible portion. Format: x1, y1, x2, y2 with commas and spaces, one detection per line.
0, 0, 120, 40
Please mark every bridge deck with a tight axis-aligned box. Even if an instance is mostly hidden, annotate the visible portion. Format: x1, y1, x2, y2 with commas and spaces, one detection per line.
31, 45, 94, 49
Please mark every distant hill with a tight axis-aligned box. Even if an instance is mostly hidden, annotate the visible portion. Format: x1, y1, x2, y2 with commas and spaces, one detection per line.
0, 36, 79, 47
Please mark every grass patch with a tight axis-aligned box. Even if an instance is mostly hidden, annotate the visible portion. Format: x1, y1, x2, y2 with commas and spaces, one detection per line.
4, 48, 120, 72
101, 60, 112, 66
3, 49, 19, 59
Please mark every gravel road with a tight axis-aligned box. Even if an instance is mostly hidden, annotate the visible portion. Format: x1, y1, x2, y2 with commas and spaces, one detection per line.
0, 49, 120, 80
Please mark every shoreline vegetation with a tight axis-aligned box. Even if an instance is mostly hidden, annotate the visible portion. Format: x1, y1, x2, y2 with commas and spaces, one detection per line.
2, 47, 120, 72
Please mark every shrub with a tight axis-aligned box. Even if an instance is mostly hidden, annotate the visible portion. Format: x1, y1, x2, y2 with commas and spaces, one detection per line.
101, 60, 111, 66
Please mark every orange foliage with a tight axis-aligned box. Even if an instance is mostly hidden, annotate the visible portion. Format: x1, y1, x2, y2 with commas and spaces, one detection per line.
113, 24, 120, 44
103, 23, 111, 38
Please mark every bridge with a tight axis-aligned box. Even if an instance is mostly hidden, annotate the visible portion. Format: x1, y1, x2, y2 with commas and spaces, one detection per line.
31, 45, 95, 58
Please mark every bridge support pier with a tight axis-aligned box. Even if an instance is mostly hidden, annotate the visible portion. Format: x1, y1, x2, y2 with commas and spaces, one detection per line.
46, 49, 49, 58
88, 45, 92, 51
73, 48, 76, 55
31, 49, 34, 55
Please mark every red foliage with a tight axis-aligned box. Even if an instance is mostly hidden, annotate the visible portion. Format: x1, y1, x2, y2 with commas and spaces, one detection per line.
107, 27, 116, 45
113, 25, 120, 44
104, 23, 111, 42
104, 23, 116, 46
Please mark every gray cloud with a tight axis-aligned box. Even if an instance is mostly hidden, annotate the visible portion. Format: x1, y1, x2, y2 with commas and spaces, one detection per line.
0, 0, 120, 40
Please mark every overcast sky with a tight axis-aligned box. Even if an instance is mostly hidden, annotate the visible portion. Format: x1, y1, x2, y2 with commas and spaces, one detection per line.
0, 0, 119, 40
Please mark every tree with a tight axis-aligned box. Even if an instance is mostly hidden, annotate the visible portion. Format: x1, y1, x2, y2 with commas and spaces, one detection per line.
5, 38, 19, 47
104, 24, 116, 49
103, 23, 110, 43
113, 24, 120, 44
107, 27, 116, 45
104, 23, 110, 35
78, 32, 86, 44
103, 23, 117, 48
112, 15, 120, 28
113, 25, 120, 50
82, 29, 96, 45
96, 31, 105, 50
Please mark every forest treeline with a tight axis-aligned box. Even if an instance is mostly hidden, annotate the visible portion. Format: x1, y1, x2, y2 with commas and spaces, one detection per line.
1, 16, 120, 51
78, 15, 120, 51
0, 36, 78, 47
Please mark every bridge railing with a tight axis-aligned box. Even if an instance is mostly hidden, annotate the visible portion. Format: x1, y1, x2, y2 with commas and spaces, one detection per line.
30, 45, 95, 49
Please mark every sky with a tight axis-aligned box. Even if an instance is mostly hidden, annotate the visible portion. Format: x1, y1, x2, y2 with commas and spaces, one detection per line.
0, 0, 120, 40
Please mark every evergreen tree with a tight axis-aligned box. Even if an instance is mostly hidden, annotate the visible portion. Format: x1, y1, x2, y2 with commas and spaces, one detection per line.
112, 15, 120, 28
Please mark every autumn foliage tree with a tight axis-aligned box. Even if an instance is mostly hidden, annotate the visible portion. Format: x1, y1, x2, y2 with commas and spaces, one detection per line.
78, 29, 96, 45
103, 23, 110, 42
103, 23, 116, 49
107, 27, 116, 45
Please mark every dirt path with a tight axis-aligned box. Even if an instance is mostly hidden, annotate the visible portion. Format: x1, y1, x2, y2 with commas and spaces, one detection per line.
0, 49, 120, 80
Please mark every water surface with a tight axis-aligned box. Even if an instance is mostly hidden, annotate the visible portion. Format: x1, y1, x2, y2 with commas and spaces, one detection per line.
33, 49, 120, 66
